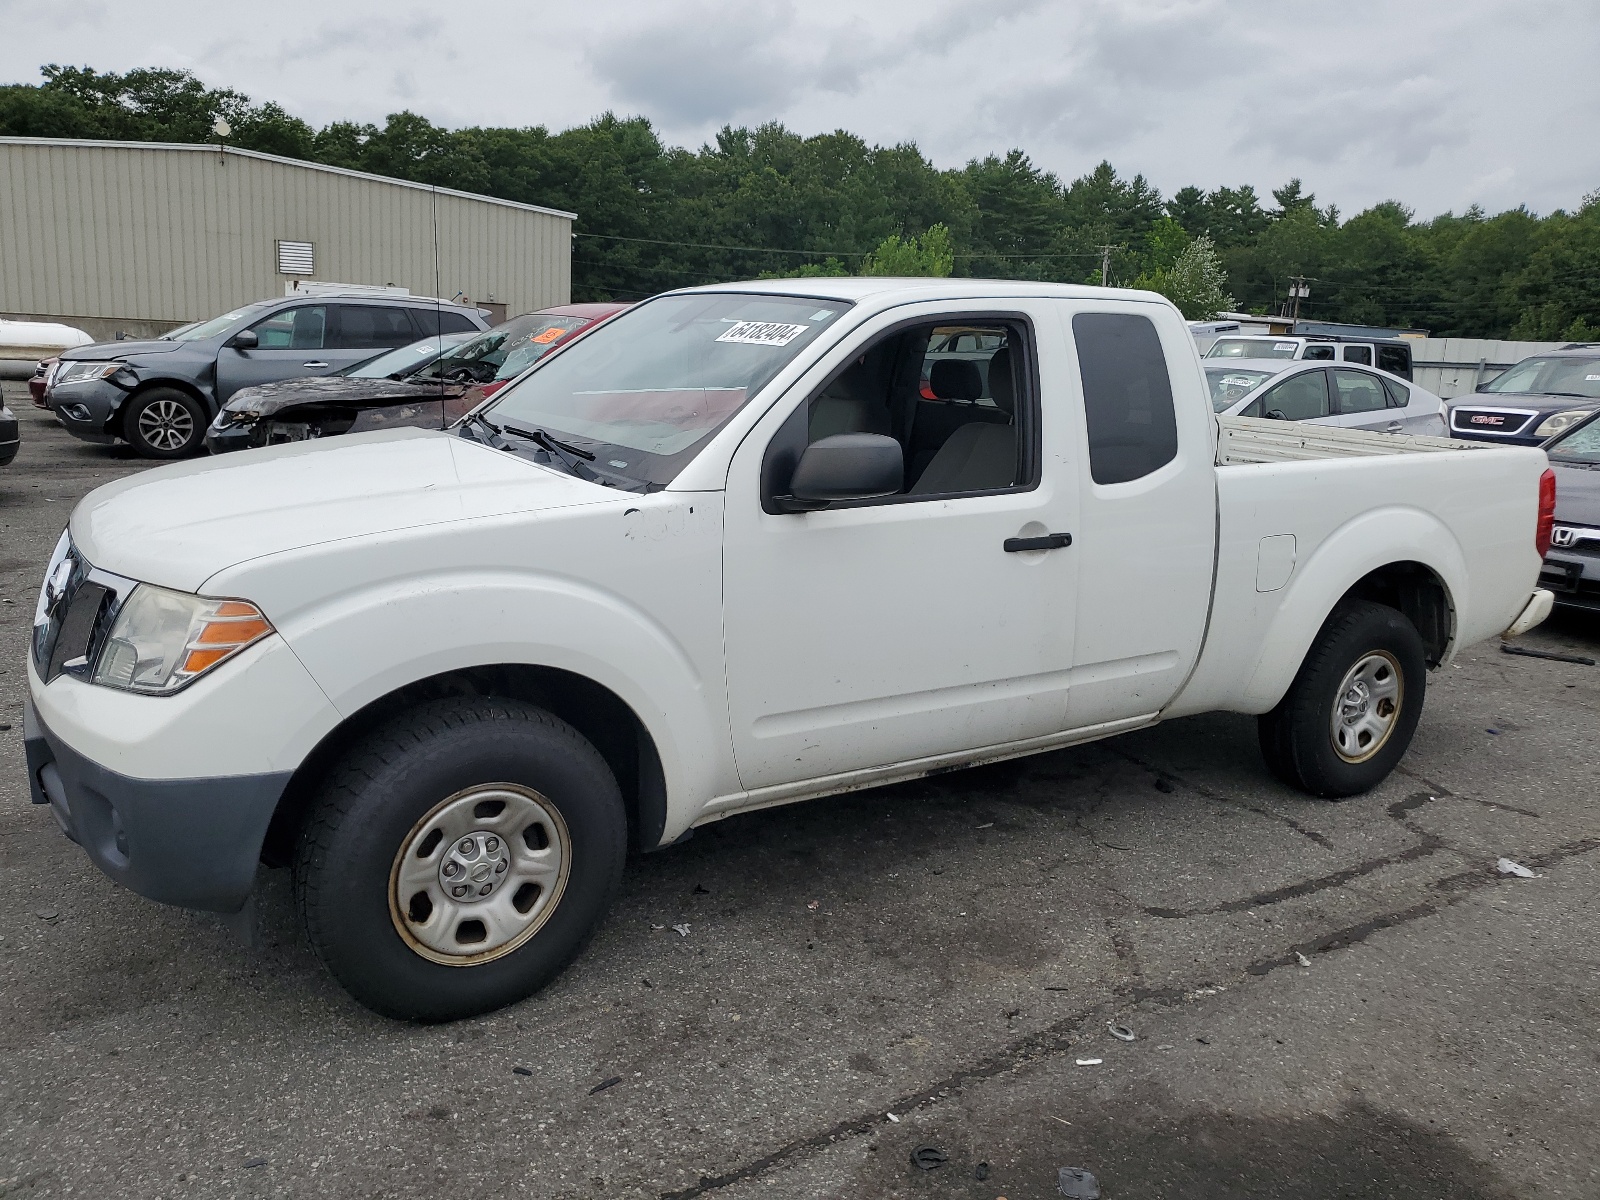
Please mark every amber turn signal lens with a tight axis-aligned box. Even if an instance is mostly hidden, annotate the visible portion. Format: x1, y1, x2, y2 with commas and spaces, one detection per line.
178, 600, 274, 678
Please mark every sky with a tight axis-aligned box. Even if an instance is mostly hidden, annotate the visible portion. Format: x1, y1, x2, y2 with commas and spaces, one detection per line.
3, 0, 1597, 221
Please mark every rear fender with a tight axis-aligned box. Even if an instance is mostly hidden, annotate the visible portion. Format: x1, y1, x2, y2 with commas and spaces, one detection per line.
1239, 507, 1465, 712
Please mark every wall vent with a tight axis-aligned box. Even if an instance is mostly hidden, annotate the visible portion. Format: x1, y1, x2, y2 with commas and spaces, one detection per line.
276, 239, 314, 276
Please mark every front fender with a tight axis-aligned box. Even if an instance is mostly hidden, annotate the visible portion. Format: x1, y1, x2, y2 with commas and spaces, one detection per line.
1237, 505, 1466, 712
263, 569, 734, 838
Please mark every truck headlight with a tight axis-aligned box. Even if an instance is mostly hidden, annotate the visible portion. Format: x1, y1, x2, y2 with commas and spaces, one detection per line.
91, 584, 274, 694
1534, 410, 1593, 438
54, 361, 125, 386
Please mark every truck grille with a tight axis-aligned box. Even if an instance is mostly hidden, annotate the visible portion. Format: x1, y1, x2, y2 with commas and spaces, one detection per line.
32, 542, 126, 683
1449, 407, 1534, 435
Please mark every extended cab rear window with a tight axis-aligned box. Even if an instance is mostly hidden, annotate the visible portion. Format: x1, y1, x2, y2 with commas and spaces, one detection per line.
1073, 313, 1179, 485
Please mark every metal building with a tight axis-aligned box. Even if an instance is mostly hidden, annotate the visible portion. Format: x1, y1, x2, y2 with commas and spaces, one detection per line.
0, 137, 574, 340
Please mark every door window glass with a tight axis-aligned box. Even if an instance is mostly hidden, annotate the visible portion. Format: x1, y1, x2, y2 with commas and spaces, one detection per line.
334, 306, 417, 349
1376, 345, 1410, 377
248, 306, 326, 350
761, 318, 1033, 510
1341, 345, 1373, 365
413, 308, 478, 335
1250, 370, 1330, 420
1381, 377, 1409, 408
1072, 313, 1178, 485
1302, 344, 1336, 360
1332, 368, 1387, 414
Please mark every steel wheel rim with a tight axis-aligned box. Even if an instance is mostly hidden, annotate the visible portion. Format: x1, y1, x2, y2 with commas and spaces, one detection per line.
388, 783, 571, 967
137, 399, 194, 451
1329, 650, 1403, 764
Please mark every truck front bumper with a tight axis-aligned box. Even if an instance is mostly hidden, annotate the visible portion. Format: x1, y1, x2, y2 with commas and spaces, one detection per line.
24, 698, 291, 913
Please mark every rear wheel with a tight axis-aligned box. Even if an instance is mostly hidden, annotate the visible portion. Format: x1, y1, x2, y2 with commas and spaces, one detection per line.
1258, 601, 1426, 798
294, 697, 627, 1020
123, 387, 206, 458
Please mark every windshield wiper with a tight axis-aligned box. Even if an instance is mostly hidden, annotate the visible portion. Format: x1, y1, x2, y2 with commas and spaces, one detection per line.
496, 422, 602, 479
460, 411, 512, 450
503, 423, 596, 461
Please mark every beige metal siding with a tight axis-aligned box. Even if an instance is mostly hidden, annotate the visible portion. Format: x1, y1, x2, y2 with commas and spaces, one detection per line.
0, 138, 572, 325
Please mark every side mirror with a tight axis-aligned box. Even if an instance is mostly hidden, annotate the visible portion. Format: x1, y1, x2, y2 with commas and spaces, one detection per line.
775, 434, 903, 512
1474, 381, 1489, 392
229, 328, 259, 350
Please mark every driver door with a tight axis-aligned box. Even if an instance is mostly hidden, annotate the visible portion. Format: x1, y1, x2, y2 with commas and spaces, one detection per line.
214, 304, 336, 401
721, 303, 1081, 791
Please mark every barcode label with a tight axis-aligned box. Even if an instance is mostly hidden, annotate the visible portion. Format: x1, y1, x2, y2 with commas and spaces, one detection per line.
717, 321, 809, 347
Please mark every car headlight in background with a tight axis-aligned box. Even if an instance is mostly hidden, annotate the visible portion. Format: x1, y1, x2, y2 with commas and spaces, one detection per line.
53, 361, 125, 386
91, 585, 274, 694
1534, 410, 1594, 438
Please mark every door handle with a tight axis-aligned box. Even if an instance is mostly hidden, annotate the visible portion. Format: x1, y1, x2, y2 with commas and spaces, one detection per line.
1004, 532, 1072, 552
302, 361, 330, 369
1386, 421, 1402, 433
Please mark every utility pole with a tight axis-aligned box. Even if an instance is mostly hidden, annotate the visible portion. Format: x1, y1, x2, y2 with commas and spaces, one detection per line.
1098, 244, 1123, 287
1287, 276, 1312, 323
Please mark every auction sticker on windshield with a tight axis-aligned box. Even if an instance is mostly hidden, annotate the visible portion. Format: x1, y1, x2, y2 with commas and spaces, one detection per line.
717, 321, 810, 347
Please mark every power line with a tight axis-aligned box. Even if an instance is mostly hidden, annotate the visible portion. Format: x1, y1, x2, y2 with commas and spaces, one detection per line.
574, 230, 1102, 260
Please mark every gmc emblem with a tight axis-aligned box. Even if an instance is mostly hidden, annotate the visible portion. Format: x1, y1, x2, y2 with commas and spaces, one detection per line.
1469, 414, 1506, 426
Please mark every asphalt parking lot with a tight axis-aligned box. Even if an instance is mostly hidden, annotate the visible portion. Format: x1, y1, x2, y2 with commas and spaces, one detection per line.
2, 386, 1598, 1200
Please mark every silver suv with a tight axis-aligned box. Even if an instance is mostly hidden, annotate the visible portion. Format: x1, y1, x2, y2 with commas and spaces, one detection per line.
47, 293, 490, 458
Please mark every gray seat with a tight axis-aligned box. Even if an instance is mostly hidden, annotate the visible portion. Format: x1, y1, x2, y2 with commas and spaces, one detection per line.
910, 348, 1017, 494
809, 361, 891, 441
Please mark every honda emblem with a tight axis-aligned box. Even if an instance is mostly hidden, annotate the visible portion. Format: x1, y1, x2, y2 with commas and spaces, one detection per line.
1550, 526, 1577, 548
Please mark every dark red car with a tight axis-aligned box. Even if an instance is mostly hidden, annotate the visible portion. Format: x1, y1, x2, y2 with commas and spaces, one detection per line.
204, 302, 631, 452
29, 358, 55, 408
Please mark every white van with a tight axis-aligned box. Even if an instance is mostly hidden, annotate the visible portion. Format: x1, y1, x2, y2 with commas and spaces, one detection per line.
1207, 335, 1413, 380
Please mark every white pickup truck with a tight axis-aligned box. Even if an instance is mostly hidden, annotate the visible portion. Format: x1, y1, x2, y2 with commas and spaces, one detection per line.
26, 279, 1556, 1019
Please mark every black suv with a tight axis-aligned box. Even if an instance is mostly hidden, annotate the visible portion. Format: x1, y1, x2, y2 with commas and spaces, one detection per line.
47, 294, 490, 458
1447, 344, 1600, 446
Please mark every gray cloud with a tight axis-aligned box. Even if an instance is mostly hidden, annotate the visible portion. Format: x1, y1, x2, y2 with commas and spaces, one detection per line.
0, 0, 1594, 217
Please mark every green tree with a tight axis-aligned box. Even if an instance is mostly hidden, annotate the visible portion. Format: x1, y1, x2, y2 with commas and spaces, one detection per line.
859, 224, 954, 276
1133, 234, 1235, 319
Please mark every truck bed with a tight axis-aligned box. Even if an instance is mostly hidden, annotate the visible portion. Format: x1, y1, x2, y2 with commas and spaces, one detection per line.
1216, 415, 1491, 465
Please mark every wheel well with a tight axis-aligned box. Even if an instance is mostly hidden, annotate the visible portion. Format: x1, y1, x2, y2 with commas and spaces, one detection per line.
1338, 561, 1453, 666
118, 380, 214, 431
260, 666, 667, 867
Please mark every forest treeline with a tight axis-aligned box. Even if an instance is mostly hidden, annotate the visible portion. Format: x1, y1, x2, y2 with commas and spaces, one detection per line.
3, 65, 1596, 338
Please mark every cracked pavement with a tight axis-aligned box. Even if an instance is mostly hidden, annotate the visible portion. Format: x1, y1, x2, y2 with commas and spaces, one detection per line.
3, 390, 1598, 1199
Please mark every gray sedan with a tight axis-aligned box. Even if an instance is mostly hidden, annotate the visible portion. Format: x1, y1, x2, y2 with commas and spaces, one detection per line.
1206, 359, 1447, 436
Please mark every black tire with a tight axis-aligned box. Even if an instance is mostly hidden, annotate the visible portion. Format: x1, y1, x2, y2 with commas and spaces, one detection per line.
1258, 601, 1427, 799
294, 697, 627, 1020
122, 387, 206, 458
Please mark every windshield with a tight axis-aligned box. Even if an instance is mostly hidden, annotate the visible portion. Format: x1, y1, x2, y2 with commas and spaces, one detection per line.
1208, 338, 1298, 360
1547, 413, 1600, 462
423, 315, 591, 384
484, 293, 851, 485
344, 334, 470, 379
168, 304, 271, 342
1483, 355, 1600, 398
1206, 366, 1276, 411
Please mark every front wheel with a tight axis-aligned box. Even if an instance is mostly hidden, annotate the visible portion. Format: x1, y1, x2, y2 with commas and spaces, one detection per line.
1258, 601, 1427, 798
123, 387, 206, 458
294, 697, 627, 1020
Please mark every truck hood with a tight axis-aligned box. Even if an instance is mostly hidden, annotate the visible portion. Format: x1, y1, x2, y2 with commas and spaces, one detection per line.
62, 340, 185, 361
222, 376, 456, 418
71, 428, 616, 592
1551, 461, 1600, 528
1457, 392, 1600, 413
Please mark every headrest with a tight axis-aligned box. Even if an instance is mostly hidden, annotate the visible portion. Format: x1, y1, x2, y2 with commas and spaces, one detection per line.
987, 346, 1015, 416
930, 358, 983, 402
